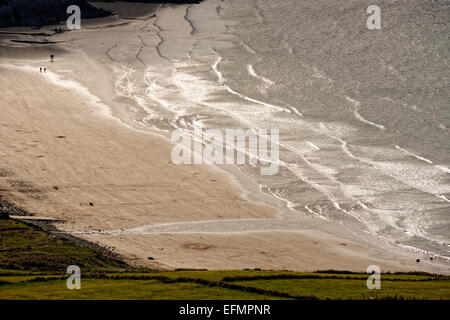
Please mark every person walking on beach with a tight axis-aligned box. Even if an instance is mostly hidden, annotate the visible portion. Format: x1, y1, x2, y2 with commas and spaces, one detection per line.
43, 68, 46, 73
40, 67, 42, 73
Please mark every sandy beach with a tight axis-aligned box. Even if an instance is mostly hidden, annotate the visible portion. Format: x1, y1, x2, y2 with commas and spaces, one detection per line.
0, 2, 448, 273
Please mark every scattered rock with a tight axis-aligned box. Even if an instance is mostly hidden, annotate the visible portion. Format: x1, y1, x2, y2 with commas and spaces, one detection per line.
416, 259, 420, 263
148, 257, 154, 261
0, 196, 28, 216
53, 186, 59, 190
89, 202, 94, 207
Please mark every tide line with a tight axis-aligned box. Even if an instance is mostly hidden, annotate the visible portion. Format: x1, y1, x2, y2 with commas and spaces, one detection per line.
212, 56, 290, 114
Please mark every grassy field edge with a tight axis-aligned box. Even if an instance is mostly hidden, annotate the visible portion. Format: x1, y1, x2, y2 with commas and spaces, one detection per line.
0, 211, 449, 300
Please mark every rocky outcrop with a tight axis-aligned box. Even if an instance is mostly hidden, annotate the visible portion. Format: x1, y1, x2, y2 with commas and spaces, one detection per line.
0, 0, 110, 28
0, 195, 27, 218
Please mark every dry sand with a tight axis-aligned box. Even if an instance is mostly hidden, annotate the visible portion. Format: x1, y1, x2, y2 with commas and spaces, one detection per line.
0, 3, 448, 273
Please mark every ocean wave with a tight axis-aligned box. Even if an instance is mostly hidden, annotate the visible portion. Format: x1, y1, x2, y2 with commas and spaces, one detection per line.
213, 56, 290, 113
240, 40, 257, 55
247, 64, 274, 86
345, 96, 386, 130
397, 244, 450, 263
246, 64, 275, 95
395, 145, 450, 175
395, 145, 433, 164
290, 107, 303, 117
436, 194, 450, 203
306, 141, 320, 151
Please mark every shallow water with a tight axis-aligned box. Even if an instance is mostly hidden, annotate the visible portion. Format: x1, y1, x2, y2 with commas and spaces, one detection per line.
106, 0, 450, 262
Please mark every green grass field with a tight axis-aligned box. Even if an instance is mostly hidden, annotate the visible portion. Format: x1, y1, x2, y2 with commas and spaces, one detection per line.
0, 219, 128, 273
1, 218, 449, 300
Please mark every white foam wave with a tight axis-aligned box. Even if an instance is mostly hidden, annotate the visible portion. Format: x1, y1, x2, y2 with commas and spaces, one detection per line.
307, 141, 320, 151
304, 204, 329, 220
396, 244, 450, 262
267, 187, 298, 212
240, 41, 257, 55
436, 166, 450, 174
395, 146, 450, 174
290, 107, 303, 117
345, 96, 385, 130
247, 64, 275, 86
247, 64, 275, 95
213, 56, 289, 113
395, 145, 433, 164
436, 194, 450, 203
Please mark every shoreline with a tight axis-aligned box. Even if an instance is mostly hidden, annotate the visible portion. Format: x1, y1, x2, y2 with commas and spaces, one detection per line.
0, 3, 448, 274
1, 62, 446, 273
